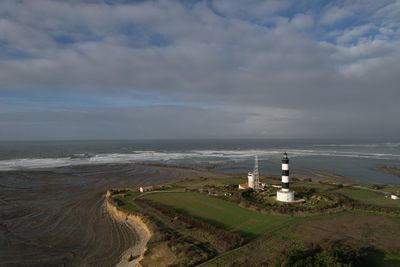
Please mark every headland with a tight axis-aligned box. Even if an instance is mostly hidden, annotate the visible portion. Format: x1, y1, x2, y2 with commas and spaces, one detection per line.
1, 161, 399, 266
110, 172, 400, 267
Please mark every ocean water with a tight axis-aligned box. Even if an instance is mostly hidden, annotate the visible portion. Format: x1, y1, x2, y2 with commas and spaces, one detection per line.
0, 139, 399, 184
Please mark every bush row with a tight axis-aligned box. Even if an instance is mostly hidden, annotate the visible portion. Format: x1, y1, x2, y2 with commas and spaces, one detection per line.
136, 198, 244, 251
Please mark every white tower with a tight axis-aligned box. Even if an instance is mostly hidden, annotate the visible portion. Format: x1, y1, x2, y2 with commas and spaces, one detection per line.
247, 156, 259, 189
248, 172, 255, 189
277, 152, 295, 202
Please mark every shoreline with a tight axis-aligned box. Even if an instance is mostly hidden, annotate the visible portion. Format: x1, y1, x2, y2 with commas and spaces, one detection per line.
105, 177, 400, 267
1, 159, 399, 186
105, 193, 152, 267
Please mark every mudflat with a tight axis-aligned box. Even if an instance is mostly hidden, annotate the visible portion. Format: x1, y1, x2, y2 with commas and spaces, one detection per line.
0, 164, 221, 266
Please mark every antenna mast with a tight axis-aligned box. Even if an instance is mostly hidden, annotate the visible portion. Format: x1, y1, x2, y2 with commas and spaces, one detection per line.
253, 155, 260, 190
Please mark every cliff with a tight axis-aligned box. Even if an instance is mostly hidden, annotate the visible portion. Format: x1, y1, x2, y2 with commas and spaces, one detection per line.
105, 191, 152, 267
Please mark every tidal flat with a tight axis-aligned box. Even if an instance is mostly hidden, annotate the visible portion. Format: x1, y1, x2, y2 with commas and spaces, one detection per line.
0, 164, 221, 266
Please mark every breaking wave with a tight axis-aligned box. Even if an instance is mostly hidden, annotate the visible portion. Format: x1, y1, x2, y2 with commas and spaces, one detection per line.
313, 142, 400, 148
1, 149, 400, 171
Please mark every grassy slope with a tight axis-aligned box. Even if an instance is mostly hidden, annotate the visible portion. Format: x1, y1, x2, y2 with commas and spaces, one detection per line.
198, 231, 297, 267
200, 211, 400, 267
332, 187, 400, 207
112, 191, 141, 213
291, 181, 337, 191
172, 177, 249, 189
115, 178, 400, 266
290, 180, 400, 207
143, 191, 292, 237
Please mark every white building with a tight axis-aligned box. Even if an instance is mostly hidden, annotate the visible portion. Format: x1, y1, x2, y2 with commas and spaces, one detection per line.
139, 186, 154, 193
238, 156, 260, 190
239, 172, 253, 190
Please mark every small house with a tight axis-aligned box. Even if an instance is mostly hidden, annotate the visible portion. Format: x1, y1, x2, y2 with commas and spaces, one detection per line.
139, 186, 154, 193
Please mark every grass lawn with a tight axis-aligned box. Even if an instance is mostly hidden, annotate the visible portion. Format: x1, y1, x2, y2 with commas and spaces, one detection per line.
384, 186, 400, 194
291, 181, 338, 192
172, 177, 246, 188
142, 191, 293, 238
332, 187, 400, 207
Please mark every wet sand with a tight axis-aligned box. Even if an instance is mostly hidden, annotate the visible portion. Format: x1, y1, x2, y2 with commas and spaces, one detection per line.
0, 164, 221, 266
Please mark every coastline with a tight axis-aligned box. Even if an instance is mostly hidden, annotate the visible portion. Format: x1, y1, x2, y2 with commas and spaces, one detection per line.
104, 177, 400, 267
1, 159, 399, 266
105, 192, 152, 267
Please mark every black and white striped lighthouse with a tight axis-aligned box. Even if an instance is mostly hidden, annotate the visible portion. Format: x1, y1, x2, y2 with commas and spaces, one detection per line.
277, 152, 295, 202
281, 152, 290, 192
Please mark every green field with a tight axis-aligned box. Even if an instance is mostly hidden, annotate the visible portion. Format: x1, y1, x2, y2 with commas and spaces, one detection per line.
143, 192, 292, 237
332, 187, 400, 207
172, 177, 249, 188
114, 180, 400, 267
291, 181, 338, 192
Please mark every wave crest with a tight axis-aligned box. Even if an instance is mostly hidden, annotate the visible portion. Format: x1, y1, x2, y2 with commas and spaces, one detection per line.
1, 148, 400, 171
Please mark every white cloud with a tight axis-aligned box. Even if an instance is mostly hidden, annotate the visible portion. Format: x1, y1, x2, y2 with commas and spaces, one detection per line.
291, 13, 314, 30
321, 6, 353, 25
335, 24, 374, 44
333, 39, 397, 62
212, 0, 290, 18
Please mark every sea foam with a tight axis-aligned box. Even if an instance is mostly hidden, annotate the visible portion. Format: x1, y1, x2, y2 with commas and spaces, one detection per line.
1, 148, 400, 171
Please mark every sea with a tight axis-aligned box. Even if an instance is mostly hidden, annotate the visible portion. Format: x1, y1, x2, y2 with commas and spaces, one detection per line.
0, 139, 400, 184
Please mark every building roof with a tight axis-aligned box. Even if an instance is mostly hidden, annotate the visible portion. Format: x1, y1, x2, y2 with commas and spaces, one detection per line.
238, 182, 250, 189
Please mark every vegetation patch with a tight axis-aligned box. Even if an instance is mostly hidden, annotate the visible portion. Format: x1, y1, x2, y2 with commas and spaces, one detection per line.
331, 187, 400, 207
142, 191, 292, 238
276, 241, 386, 267
109, 177, 400, 266
288, 212, 400, 265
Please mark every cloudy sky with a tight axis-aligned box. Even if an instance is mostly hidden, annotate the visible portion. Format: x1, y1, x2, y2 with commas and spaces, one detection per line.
0, 0, 399, 140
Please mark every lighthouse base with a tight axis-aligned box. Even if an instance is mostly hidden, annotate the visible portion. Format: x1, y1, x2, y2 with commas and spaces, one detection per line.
277, 190, 295, 202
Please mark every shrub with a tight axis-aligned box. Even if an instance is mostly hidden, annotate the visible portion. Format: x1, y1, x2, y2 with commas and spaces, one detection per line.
136, 198, 244, 251
276, 242, 384, 267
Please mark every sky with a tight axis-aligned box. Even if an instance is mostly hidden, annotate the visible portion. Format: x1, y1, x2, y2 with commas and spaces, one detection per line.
0, 0, 399, 140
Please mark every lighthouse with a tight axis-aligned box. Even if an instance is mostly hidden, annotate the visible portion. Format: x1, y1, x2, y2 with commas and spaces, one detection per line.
276, 152, 295, 202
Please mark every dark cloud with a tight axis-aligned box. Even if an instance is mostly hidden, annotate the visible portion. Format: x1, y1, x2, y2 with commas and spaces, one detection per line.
0, 0, 399, 140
